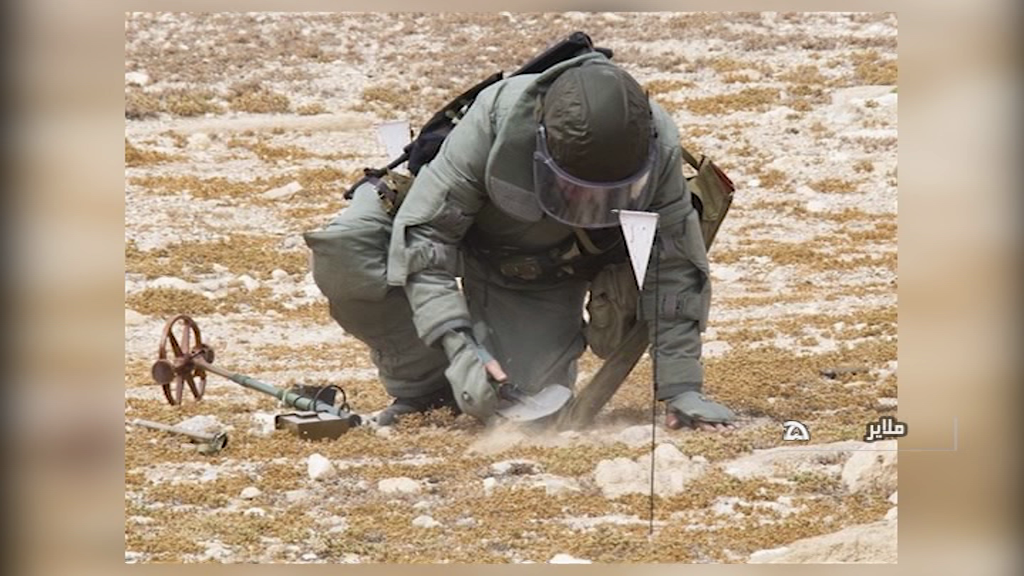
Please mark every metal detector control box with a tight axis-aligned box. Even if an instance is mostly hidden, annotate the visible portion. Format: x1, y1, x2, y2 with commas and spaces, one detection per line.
275, 411, 352, 441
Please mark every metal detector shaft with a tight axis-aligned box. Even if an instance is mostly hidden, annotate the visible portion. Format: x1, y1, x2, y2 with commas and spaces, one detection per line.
201, 363, 361, 425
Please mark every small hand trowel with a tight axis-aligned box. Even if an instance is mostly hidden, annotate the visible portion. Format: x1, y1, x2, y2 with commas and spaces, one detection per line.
494, 383, 573, 422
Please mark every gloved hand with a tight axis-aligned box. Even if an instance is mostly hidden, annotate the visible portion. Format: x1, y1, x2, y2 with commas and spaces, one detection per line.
441, 329, 507, 422
665, 390, 737, 430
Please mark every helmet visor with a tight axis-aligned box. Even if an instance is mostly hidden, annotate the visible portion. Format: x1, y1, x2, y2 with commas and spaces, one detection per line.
533, 125, 658, 228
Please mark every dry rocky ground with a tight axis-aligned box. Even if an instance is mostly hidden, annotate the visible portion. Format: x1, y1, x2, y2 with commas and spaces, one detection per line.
124, 12, 899, 563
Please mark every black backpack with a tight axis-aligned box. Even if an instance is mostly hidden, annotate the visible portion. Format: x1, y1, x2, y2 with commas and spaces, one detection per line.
344, 31, 610, 200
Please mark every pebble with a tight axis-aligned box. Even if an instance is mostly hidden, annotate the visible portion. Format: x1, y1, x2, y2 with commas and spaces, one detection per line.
549, 553, 591, 563
271, 268, 289, 281
240, 486, 261, 500
378, 477, 421, 494
482, 477, 498, 496
244, 507, 266, 517
308, 453, 337, 481
412, 515, 441, 528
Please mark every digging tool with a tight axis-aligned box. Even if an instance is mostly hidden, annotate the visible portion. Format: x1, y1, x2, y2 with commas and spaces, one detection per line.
495, 383, 574, 423
149, 314, 362, 429
128, 418, 229, 455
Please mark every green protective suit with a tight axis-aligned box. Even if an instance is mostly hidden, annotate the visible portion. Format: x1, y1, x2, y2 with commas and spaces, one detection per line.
306, 53, 710, 423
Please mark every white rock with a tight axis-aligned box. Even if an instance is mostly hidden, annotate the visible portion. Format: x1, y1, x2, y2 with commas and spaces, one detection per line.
490, 459, 541, 476
262, 181, 303, 201
748, 518, 896, 563
271, 269, 289, 281
211, 263, 230, 274
530, 474, 582, 496
151, 276, 195, 292
748, 547, 790, 562
412, 500, 432, 510
841, 441, 898, 494
482, 477, 498, 496
411, 515, 441, 528
240, 486, 261, 500
885, 506, 898, 521
378, 477, 421, 494
124, 309, 147, 326
125, 71, 150, 86
374, 426, 393, 438
721, 440, 864, 480
594, 443, 704, 498
125, 551, 146, 563
549, 553, 591, 563
187, 132, 211, 150
244, 507, 266, 517
301, 552, 318, 561
307, 453, 337, 481
175, 415, 222, 435
888, 491, 898, 504
233, 274, 260, 292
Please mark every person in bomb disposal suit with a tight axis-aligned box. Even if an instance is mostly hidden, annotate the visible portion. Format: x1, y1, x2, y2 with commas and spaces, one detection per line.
305, 49, 737, 431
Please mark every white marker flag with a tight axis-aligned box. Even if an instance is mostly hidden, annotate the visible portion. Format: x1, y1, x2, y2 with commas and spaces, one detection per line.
617, 210, 660, 288
376, 120, 411, 160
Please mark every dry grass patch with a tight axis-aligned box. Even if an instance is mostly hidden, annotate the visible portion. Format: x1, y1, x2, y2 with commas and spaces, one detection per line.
125, 139, 176, 167
125, 89, 162, 119
644, 78, 697, 96
811, 177, 860, 194
851, 50, 898, 85
296, 102, 328, 115
684, 88, 780, 116
125, 234, 308, 279
164, 88, 224, 117
227, 81, 292, 114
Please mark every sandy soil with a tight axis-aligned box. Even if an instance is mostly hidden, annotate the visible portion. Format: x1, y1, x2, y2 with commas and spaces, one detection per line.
125, 12, 898, 563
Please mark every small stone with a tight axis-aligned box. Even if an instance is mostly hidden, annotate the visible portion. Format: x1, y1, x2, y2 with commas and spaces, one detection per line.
187, 132, 211, 150
549, 553, 591, 563
412, 500, 432, 510
125, 71, 150, 86
482, 477, 498, 496
378, 477, 421, 494
301, 552, 318, 561
531, 474, 581, 496
374, 426, 393, 438
412, 515, 441, 528
262, 181, 303, 201
490, 459, 540, 477
308, 453, 337, 481
748, 547, 790, 563
244, 507, 266, 517
233, 274, 260, 292
271, 269, 289, 281
150, 276, 195, 292
455, 517, 477, 527
175, 415, 222, 435
885, 506, 898, 521
240, 487, 261, 500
